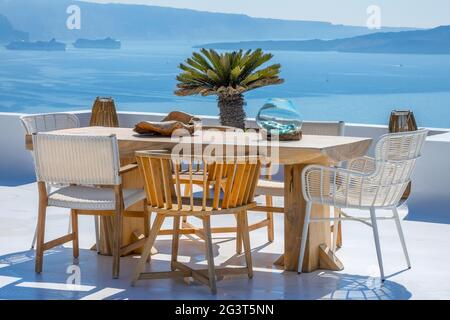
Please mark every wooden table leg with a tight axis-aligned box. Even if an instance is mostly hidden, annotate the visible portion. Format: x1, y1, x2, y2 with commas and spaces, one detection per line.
98, 158, 148, 256
280, 163, 343, 272
282, 163, 305, 271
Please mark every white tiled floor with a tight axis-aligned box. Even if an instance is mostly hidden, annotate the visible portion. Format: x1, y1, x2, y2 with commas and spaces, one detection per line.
0, 183, 449, 300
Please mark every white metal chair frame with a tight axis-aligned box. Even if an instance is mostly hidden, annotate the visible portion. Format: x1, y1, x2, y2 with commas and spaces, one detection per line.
19, 113, 104, 252
32, 133, 148, 278
298, 129, 428, 281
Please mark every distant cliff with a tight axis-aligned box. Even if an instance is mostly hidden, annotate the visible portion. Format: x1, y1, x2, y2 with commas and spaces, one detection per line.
0, 14, 28, 43
198, 26, 450, 54
0, 0, 412, 41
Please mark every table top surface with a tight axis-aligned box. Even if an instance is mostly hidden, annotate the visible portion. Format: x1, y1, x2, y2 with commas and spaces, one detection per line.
27, 126, 373, 164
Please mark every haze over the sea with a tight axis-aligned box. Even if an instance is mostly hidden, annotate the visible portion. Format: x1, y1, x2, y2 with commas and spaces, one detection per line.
1, 0, 450, 127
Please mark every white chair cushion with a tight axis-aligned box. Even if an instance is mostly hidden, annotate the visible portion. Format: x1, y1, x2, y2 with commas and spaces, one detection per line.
255, 179, 284, 197
48, 186, 146, 210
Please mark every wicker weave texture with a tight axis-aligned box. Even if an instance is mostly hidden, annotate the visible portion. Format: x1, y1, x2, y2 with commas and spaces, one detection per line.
20, 113, 80, 134
33, 133, 121, 186
302, 129, 428, 209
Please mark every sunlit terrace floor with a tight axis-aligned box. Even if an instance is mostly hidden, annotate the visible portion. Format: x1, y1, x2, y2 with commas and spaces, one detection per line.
1, 182, 449, 300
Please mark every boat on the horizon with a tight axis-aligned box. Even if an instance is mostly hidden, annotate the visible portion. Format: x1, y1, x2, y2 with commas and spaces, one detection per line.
73, 37, 121, 49
5, 38, 66, 51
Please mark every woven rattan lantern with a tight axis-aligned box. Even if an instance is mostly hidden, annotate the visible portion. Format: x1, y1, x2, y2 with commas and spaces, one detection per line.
388, 110, 418, 200
89, 97, 119, 127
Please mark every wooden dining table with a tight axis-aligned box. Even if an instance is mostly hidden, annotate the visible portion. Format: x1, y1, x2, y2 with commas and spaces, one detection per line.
26, 126, 372, 272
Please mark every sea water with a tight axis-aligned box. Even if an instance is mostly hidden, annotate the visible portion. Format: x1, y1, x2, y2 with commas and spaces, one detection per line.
1, 41, 450, 128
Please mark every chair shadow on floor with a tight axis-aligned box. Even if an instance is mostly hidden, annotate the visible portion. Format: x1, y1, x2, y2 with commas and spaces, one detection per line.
313, 272, 412, 300
0, 238, 412, 300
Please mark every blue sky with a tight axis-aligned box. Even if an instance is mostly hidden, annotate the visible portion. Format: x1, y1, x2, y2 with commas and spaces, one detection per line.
84, 0, 450, 28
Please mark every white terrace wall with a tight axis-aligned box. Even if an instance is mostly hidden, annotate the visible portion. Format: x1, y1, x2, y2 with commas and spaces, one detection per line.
407, 132, 450, 223
1, 110, 450, 222
0, 113, 35, 185
0, 111, 92, 185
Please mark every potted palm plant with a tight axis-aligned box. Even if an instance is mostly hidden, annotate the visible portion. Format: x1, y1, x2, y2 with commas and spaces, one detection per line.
175, 48, 284, 129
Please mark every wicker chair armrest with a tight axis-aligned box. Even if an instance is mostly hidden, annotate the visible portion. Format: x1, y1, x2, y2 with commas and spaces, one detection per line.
301, 164, 370, 202
303, 164, 371, 178
119, 163, 139, 175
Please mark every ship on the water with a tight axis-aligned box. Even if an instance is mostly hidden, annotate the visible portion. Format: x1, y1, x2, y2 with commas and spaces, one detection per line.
73, 37, 121, 49
5, 38, 66, 51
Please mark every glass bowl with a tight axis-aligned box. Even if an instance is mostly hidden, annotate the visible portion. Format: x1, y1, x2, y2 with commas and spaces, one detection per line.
256, 98, 303, 140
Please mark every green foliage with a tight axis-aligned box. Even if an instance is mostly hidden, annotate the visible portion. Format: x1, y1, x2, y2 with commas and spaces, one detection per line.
175, 48, 284, 97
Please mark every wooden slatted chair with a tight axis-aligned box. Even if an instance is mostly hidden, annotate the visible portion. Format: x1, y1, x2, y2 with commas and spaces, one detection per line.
177, 125, 240, 191
132, 150, 261, 294
177, 125, 272, 254
32, 133, 148, 278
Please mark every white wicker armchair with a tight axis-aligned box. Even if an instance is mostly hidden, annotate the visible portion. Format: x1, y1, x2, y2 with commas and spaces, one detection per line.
20, 113, 80, 134
299, 129, 428, 280
32, 133, 147, 278
20, 113, 86, 250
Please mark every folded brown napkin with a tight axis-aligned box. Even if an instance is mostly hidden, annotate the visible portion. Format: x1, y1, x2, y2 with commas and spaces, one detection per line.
133, 111, 200, 136
163, 111, 200, 124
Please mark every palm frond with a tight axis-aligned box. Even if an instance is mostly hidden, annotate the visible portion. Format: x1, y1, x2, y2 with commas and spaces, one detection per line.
174, 48, 283, 97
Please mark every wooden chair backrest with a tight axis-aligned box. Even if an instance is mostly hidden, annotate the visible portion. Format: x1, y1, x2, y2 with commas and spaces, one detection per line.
136, 150, 261, 213
187, 125, 242, 174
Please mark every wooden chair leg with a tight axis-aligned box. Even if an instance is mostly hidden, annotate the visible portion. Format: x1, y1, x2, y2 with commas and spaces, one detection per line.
202, 216, 217, 294
112, 210, 123, 279
239, 211, 253, 279
171, 216, 181, 271
35, 182, 47, 273
265, 195, 274, 242
235, 214, 242, 254
336, 208, 343, 248
132, 213, 166, 286
112, 187, 124, 279
143, 204, 152, 263
143, 202, 150, 238
71, 210, 79, 259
